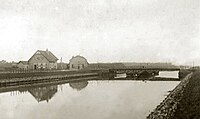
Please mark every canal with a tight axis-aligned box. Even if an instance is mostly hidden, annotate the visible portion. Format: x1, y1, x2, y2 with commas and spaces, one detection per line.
0, 71, 179, 119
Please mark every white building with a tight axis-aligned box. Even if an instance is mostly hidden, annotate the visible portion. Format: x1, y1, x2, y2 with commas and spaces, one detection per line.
69, 55, 88, 70
28, 49, 58, 70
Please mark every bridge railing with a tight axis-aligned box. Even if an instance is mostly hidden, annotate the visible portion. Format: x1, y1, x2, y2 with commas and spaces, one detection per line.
109, 67, 180, 71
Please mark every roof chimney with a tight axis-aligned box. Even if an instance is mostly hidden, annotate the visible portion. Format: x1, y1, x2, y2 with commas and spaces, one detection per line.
46, 49, 49, 55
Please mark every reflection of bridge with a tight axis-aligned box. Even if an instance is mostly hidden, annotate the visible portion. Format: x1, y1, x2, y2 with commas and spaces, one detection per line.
109, 67, 180, 78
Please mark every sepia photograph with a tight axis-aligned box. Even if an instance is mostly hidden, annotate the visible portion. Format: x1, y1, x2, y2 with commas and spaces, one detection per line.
0, 0, 199, 119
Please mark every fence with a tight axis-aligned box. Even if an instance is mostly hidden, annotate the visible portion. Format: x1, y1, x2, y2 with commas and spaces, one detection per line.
0, 69, 71, 74
0, 69, 100, 80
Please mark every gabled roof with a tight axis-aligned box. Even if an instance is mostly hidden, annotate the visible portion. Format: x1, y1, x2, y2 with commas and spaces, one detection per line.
18, 61, 29, 65
29, 50, 58, 63
38, 50, 59, 62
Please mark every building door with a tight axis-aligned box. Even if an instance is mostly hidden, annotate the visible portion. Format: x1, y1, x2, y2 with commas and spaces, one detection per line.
78, 65, 80, 69
34, 65, 37, 70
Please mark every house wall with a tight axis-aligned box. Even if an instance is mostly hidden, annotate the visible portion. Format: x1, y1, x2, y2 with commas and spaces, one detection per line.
69, 57, 88, 70
50, 63, 57, 69
29, 54, 50, 69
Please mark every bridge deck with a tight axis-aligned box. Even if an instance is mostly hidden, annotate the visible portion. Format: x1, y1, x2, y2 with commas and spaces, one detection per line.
109, 68, 180, 71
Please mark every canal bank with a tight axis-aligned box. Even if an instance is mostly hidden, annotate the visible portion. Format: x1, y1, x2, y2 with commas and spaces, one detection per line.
173, 71, 200, 119
147, 71, 193, 119
0, 70, 100, 87
0, 70, 100, 79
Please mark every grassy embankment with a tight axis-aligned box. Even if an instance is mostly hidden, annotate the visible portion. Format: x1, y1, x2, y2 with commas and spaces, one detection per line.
179, 69, 192, 80
173, 71, 200, 119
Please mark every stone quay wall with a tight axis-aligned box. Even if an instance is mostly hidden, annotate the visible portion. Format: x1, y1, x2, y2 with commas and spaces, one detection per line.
147, 72, 193, 119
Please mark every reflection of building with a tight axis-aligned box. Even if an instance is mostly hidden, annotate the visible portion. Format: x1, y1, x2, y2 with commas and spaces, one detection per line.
69, 81, 88, 91
28, 85, 58, 102
69, 55, 88, 70
4, 84, 58, 103
28, 49, 58, 70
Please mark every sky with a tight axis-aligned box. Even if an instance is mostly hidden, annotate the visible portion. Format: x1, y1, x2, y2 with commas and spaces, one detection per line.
0, 0, 199, 65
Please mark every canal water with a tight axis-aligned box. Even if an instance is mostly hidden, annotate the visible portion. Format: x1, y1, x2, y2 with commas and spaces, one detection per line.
156, 71, 179, 78
0, 71, 180, 119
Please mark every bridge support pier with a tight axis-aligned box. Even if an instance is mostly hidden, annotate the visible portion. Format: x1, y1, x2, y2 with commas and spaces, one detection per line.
109, 68, 180, 80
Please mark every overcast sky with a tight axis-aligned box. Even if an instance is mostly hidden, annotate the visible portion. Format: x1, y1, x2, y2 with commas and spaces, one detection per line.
0, 0, 199, 65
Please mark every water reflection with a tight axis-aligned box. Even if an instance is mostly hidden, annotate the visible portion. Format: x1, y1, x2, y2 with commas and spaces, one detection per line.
28, 85, 58, 102
12, 85, 58, 103
69, 81, 88, 91
0, 81, 89, 103
0, 79, 180, 119
17, 81, 89, 102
